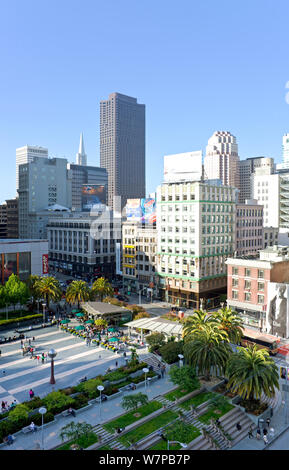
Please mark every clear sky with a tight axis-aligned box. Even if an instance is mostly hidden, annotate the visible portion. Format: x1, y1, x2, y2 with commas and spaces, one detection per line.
0, 0, 289, 202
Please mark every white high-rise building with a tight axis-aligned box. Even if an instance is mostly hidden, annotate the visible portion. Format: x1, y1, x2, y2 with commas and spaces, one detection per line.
16, 145, 48, 190
239, 157, 274, 203
204, 131, 240, 189
76, 133, 87, 166
252, 165, 280, 228
276, 133, 289, 171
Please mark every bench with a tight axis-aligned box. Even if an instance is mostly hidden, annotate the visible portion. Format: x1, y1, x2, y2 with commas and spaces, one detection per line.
62, 410, 75, 417
22, 425, 38, 434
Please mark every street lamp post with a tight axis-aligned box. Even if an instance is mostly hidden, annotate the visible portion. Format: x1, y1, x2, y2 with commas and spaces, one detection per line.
143, 367, 149, 391
97, 385, 104, 421
42, 303, 46, 324
167, 440, 187, 450
48, 349, 57, 384
39, 407, 47, 450
178, 354, 184, 368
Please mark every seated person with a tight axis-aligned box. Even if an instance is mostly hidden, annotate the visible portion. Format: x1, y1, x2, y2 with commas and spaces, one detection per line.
29, 422, 37, 432
129, 383, 136, 390
4, 435, 14, 445
67, 407, 76, 416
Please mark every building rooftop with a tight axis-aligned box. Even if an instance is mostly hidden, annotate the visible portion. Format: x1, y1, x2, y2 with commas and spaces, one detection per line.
81, 301, 131, 316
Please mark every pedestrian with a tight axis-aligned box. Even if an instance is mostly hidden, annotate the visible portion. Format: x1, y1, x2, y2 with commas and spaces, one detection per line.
248, 427, 253, 439
266, 417, 271, 427
115, 361, 118, 367
36, 355, 40, 364
29, 422, 37, 432
99, 354, 101, 360
263, 434, 268, 445
0, 350, 1, 357
28, 339, 31, 346
263, 428, 268, 436
20, 340, 23, 347
29, 389, 34, 399
41, 354, 45, 364
269, 427, 275, 439
1, 401, 6, 411
236, 422, 242, 431
2, 370, 5, 376
32, 336, 35, 341
256, 428, 261, 440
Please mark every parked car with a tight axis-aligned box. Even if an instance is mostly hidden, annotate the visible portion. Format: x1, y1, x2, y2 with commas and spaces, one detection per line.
116, 295, 129, 302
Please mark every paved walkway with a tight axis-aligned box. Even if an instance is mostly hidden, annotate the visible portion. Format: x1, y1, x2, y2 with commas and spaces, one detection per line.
3, 374, 175, 450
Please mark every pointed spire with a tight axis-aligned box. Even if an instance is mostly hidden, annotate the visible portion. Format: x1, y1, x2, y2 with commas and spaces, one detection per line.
76, 132, 87, 166
79, 132, 85, 156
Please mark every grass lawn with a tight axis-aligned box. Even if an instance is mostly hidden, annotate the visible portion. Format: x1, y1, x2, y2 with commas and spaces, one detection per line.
164, 387, 193, 401
103, 401, 163, 433
149, 422, 201, 450
180, 392, 216, 410
97, 445, 112, 450
57, 432, 98, 450
198, 403, 234, 424
118, 410, 178, 447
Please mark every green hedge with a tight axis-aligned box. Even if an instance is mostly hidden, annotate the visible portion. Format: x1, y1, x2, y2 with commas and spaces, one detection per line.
0, 314, 42, 327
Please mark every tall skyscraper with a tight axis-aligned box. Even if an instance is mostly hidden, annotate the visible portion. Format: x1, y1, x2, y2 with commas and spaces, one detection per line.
76, 133, 87, 166
100, 92, 145, 209
16, 145, 48, 190
204, 131, 240, 189
67, 163, 108, 211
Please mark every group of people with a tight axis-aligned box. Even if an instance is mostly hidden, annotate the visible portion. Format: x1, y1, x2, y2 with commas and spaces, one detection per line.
0, 333, 25, 344
244, 417, 274, 444
1, 399, 17, 413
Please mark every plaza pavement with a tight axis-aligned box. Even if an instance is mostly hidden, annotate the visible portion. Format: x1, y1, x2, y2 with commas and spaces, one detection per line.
0, 324, 176, 450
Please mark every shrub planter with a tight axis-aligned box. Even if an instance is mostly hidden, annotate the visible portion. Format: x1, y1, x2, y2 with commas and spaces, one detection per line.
105, 391, 123, 401
204, 378, 226, 392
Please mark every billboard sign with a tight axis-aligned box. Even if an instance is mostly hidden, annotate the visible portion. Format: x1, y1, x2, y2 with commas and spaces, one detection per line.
42, 254, 49, 274
266, 282, 289, 338
125, 199, 142, 220
164, 150, 203, 183
82, 185, 106, 212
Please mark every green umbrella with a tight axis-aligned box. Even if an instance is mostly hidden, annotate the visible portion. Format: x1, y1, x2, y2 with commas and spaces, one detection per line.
71, 309, 79, 313
75, 313, 84, 317
108, 327, 117, 332
75, 325, 85, 331
61, 319, 71, 324
108, 337, 119, 342
85, 320, 94, 324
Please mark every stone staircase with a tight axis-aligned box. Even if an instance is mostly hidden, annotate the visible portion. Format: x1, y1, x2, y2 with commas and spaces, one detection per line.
141, 353, 164, 372
93, 424, 127, 450
189, 407, 254, 450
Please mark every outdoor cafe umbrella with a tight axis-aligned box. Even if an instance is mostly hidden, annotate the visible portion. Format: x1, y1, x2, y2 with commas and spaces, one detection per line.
61, 319, 71, 324
108, 337, 119, 342
71, 309, 79, 313
75, 325, 85, 331
85, 320, 94, 324
75, 313, 84, 318
108, 327, 117, 332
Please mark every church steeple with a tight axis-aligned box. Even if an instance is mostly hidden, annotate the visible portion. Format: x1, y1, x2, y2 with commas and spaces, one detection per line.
76, 132, 87, 166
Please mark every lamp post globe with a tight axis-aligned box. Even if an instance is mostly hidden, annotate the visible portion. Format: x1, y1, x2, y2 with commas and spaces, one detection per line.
97, 385, 105, 420
48, 349, 57, 385
39, 407, 47, 450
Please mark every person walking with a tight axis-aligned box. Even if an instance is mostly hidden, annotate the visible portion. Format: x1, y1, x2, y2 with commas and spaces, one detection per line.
263, 434, 268, 445
41, 353, 45, 364
2, 370, 5, 376
266, 417, 271, 428
29, 389, 34, 399
263, 428, 268, 437
236, 422, 242, 431
248, 425, 254, 439
115, 360, 118, 367
0, 350, 1, 357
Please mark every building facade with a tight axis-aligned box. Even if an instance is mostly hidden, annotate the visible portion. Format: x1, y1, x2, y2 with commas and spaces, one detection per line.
239, 157, 274, 203
204, 131, 240, 190
0, 239, 49, 283
156, 181, 237, 309
235, 199, 263, 256
100, 92, 145, 209
47, 211, 121, 280
122, 221, 157, 296
252, 165, 280, 228
226, 246, 289, 334
67, 163, 108, 211
18, 157, 72, 239
16, 145, 48, 190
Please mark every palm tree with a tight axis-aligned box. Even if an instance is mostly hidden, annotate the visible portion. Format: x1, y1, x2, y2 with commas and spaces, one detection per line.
226, 344, 279, 400
183, 325, 231, 380
213, 306, 244, 344
35, 276, 62, 309
26, 275, 42, 310
66, 280, 90, 309
91, 277, 113, 302
182, 309, 219, 342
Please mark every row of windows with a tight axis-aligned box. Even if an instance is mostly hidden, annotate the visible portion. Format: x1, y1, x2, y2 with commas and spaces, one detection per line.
232, 267, 265, 278
232, 290, 265, 303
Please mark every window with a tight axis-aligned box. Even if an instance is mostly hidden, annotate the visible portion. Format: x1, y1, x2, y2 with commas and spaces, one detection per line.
245, 292, 251, 301
245, 268, 251, 277
258, 295, 264, 304
232, 267, 238, 276
244, 280, 251, 290
258, 282, 265, 292
258, 269, 264, 279
232, 278, 238, 287
232, 290, 238, 299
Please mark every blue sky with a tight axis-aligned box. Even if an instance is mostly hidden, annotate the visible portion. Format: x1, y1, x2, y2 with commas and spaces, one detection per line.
0, 0, 289, 202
